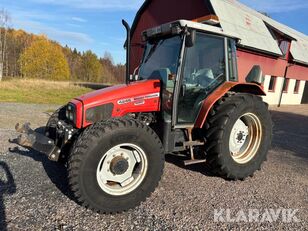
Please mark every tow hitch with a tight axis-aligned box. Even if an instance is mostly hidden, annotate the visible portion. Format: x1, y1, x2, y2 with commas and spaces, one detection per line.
10, 123, 61, 161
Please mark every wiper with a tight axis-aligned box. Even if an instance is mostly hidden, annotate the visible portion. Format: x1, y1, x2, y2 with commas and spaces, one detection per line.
144, 39, 166, 63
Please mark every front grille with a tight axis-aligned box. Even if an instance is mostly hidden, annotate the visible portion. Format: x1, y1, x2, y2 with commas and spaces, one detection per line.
86, 103, 114, 123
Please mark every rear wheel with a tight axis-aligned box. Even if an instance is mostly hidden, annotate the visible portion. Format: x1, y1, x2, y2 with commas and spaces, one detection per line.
68, 118, 164, 213
204, 93, 272, 180
229, 113, 262, 164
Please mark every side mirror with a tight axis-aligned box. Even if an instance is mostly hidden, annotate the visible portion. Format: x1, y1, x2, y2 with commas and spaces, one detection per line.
185, 29, 196, 47
245, 65, 265, 85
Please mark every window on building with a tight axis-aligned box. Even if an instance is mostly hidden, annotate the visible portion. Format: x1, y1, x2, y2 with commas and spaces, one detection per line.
283, 78, 290, 93
279, 40, 290, 57
294, 80, 301, 94
268, 76, 276, 92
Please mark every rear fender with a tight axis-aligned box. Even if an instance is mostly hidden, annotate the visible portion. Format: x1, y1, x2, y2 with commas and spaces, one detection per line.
194, 82, 265, 128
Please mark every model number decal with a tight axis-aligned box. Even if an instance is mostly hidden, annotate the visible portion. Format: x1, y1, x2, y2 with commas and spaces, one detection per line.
117, 93, 160, 105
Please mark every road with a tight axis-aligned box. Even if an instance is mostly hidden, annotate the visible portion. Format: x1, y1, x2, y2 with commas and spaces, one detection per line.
0, 103, 307, 230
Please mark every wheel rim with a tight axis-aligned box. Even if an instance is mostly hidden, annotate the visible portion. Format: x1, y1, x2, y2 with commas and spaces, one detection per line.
229, 113, 262, 164
96, 143, 148, 196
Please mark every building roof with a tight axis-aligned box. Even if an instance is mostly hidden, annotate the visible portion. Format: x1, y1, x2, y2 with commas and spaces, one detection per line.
132, 0, 308, 65
211, 0, 308, 65
209, 0, 283, 56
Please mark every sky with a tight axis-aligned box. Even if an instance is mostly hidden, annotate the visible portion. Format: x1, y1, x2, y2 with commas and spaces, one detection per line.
1, 0, 307, 64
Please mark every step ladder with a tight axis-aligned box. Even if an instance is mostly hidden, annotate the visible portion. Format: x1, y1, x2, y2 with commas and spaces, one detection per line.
183, 128, 206, 166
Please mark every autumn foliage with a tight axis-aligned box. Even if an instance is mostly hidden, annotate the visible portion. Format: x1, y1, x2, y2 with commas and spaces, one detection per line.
19, 37, 70, 80
2, 28, 125, 84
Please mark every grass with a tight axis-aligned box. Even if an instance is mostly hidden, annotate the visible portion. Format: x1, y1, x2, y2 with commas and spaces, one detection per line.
0, 79, 93, 105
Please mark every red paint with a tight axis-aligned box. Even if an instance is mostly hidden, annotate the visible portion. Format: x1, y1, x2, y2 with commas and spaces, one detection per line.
237, 49, 308, 81
70, 99, 83, 128
70, 80, 161, 128
245, 15, 252, 26
195, 82, 265, 128
237, 49, 287, 82
287, 64, 308, 80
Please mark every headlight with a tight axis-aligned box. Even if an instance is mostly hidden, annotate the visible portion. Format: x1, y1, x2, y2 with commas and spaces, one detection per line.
66, 103, 76, 125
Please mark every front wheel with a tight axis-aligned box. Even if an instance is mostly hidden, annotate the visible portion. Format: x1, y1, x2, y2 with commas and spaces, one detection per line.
68, 118, 164, 213
204, 93, 272, 180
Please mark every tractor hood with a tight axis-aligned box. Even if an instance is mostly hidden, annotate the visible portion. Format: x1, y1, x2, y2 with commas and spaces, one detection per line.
76, 80, 161, 107
72, 80, 161, 128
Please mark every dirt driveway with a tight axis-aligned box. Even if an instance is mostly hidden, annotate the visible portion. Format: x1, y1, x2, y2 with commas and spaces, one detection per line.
0, 103, 307, 230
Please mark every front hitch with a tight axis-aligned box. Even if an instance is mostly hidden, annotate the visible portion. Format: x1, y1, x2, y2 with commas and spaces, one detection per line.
10, 123, 61, 161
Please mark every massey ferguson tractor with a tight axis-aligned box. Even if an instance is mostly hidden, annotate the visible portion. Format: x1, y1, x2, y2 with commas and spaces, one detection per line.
13, 19, 272, 213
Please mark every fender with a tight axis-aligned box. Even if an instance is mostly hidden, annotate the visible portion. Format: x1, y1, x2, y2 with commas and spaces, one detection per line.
194, 82, 266, 128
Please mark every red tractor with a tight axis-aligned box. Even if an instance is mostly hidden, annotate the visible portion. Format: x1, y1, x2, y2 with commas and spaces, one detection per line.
14, 19, 272, 213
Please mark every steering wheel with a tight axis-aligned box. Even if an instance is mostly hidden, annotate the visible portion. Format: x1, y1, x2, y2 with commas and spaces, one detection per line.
205, 73, 224, 90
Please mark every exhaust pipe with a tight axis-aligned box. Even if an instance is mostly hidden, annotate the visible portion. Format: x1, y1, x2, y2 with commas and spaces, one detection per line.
122, 19, 131, 85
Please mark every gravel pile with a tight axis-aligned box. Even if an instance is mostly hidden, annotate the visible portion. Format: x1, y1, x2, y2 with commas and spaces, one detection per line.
0, 103, 307, 230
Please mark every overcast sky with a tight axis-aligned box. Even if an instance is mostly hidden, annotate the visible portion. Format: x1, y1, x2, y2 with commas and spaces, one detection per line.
1, 0, 307, 64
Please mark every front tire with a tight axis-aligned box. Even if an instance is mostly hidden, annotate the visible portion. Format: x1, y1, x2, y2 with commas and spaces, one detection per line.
68, 118, 164, 213
204, 93, 272, 180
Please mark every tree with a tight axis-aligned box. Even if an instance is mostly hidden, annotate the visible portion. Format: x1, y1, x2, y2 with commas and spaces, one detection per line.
0, 9, 10, 81
100, 52, 125, 84
103, 51, 114, 65
19, 37, 70, 80
63, 45, 81, 80
0, 10, 125, 83
6, 29, 35, 77
81, 51, 102, 82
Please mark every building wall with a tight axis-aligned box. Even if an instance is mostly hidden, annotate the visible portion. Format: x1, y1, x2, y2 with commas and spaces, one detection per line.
262, 75, 306, 105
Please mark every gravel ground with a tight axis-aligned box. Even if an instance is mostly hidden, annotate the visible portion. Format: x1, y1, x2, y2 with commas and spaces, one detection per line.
0, 103, 307, 230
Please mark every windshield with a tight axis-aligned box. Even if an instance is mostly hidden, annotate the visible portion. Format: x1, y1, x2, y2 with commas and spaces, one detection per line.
138, 36, 182, 85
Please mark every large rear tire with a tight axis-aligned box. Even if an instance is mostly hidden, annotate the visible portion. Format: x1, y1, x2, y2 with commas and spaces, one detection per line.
68, 118, 165, 213
204, 93, 272, 180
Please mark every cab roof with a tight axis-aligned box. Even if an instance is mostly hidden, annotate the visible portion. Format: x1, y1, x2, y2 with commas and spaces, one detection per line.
143, 19, 239, 40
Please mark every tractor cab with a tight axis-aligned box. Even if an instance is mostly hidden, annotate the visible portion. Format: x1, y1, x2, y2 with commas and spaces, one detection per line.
137, 20, 239, 127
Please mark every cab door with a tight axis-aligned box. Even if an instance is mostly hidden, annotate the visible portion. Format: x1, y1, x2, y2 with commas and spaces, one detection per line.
174, 33, 228, 126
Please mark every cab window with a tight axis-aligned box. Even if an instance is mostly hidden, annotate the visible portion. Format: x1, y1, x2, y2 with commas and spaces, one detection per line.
177, 33, 226, 124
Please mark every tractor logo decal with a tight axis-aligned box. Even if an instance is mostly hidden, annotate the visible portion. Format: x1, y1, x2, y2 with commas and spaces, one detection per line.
117, 93, 160, 105
117, 98, 132, 105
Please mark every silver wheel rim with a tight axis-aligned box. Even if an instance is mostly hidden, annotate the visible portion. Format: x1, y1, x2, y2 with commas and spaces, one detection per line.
96, 143, 148, 196
229, 113, 262, 164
